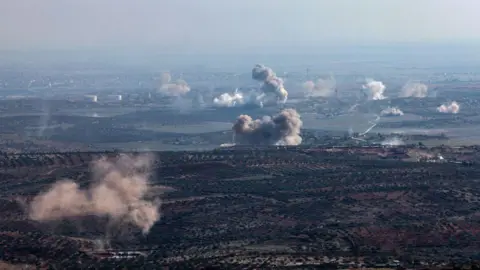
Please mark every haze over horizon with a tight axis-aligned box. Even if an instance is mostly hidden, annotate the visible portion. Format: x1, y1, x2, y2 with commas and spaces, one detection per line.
1, 0, 480, 54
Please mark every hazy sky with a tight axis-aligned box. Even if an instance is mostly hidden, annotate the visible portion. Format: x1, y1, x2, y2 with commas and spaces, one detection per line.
1, 0, 479, 53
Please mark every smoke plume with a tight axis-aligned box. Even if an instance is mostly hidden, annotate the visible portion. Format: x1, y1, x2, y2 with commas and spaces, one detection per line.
29, 154, 160, 235
213, 89, 246, 107
252, 64, 288, 103
36, 100, 51, 137
303, 76, 336, 97
160, 72, 172, 85
437, 101, 460, 114
380, 107, 404, 117
232, 108, 302, 146
399, 82, 428, 98
213, 89, 264, 108
192, 92, 206, 109
362, 79, 386, 100
381, 137, 405, 146
157, 72, 191, 96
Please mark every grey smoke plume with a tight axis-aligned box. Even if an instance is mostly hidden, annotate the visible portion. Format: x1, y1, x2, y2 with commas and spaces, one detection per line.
29, 154, 160, 234
252, 64, 288, 103
303, 75, 336, 97
380, 107, 404, 117
399, 82, 428, 98
362, 79, 386, 100
157, 72, 191, 96
437, 101, 460, 114
232, 108, 302, 146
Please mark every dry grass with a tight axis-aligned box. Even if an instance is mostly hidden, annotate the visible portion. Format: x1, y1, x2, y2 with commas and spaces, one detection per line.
0, 261, 35, 270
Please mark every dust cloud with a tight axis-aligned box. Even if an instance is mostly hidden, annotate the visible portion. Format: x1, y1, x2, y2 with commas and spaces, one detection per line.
303, 75, 336, 98
29, 154, 161, 235
399, 82, 428, 98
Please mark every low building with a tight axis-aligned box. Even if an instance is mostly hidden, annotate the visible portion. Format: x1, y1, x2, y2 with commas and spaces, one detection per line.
104, 94, 122, 102
84, 95, 98, 102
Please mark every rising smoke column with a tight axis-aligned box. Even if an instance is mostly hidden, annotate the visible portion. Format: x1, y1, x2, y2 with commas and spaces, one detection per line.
192, 92, 206, 109
37, 100, 51, 137
251, 64, 288, 103
437, 101, 460, 114
399, 82, 428, 98
380, 107, 404, 117
29, 154, 161, 235
303, 75, 337, 97
362, 79, 386, 100
157, 71, 191, 96
232, 108, 302, 146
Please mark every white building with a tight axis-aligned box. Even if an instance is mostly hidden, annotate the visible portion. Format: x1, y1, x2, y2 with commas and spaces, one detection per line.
84, 95, 98, 102
105, 94, 122, 102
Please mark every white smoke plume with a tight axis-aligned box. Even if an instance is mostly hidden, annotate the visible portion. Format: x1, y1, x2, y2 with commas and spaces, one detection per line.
192, 92, 206, 109
357, 114, 381, 137
381, 137, 405, 146
380, 107, 404, 117
213, 88, 246, 108
219, 143, 236, 148
213, 89, 264, 108
437, 101, 460, 114
37, 100, 51, 137
303, 76, 336, 97
213, 92, 243, 107
399, 82, 428, 98
362, 79, 386, 100
157, 72, 191, 96
348, 103, 360, 113
29, 154, 161, 235
252, 64, 288, 103
233, 108, 302, 146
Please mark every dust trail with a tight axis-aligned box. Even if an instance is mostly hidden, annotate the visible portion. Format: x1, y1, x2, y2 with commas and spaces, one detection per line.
358, 114, 381, 136
348, 103, 360, 113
